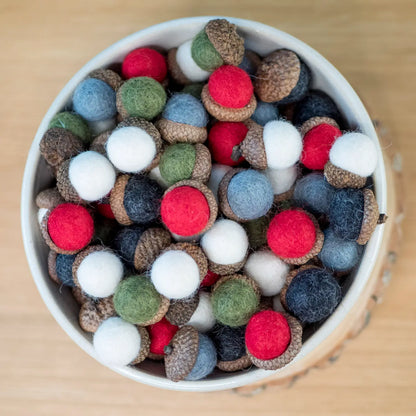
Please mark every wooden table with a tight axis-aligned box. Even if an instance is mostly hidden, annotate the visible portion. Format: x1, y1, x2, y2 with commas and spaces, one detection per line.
1, 1, 415, 414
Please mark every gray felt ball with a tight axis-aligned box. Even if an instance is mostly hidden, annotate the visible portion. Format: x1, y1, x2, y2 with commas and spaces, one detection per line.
185, 333, 217, 381
277, 62, 311, 105
251, 101, 279, 126
55, 254, 77, 287
113, 225, 147, 267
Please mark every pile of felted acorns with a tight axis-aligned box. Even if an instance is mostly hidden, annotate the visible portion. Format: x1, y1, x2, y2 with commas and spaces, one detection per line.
36, 18, 386, 382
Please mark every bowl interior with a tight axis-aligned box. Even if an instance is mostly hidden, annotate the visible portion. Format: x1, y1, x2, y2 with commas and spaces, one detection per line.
21, 16, 387, 392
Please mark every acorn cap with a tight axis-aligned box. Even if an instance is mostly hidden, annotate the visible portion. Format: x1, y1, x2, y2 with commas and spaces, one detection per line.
234, 121, 267, 169
165, 293, 200, 326
56, 159, 82, 204
246, 312, 303, 370
205, 19, 245, 66
72, 286, 91, 305
274, 187, 295, 203
88, 68, 124, 91
47, 250, 60, 284
191, 143, 211, 183
357, 188, 384, 245
208, 256, 247, 275
147, 351, 164, 361
201, 84, 257, 122
36, 188, 65, 210
299, 116, 340, 136
156, 118, 207, 144
164, 326, 199, 382
89, 130, 112, 155
324, 161, 367, 189
217, 354, 252, 372
110, 174, 133, 225
254, 50, 301, 103
212, 274, 262, 300
79, 296, 116, 333
167, 48, 192, 85
131, 326, 151, 365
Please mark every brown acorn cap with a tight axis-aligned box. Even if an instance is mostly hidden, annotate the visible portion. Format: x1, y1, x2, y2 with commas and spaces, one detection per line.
141, 295, 170, 327
218, 168, 247, 222
56, 159, 83, 204
274, 187, 295, 203
254, 50, 301, 103
205, 19, 245, 66
133, 227, 172, 273
39, 127, 83, 169
247, 312, 303, 370
164, 326, 199, 382
212, 274, 262, 301
201, 84, 257, 122
167, 48, 192, 85
165, 294, 200, 326
47, 250, 60, 284
131, 326, 151, 365
155, 118, 207, 144
72, 286, 91, 305
88, 68, 124, 91
217, 354, 252, 372
191, 143, 211, 183
89, 130, 112, 156
147, 351, 164, 361
36, 188, 65, 209
208, 256, 248, 275
357, 188, 383, 245
79, 296, 116, 333
236, 121, 267, 169
324, 161, 367, 189
300, 116, 340, 136
109, 174, 133, 225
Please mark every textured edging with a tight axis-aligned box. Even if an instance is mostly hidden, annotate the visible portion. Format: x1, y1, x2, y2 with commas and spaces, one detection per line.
239, 121, 266, 169
165, 294, 200, 326
139, 295, 170, 327
47, 250, 59, 284
156, 118, 207, 144
217, 354, 252, 372
324, 161, 367, 189
72, 245, 109, 287
131, 326, 151, 365
56, 159, 83, 204
167, 48, 191, 85
218, 168, 247, 222
212, 274, 262, 300
300, 117, 340, 136
357, 188, 381, 245
109, 174, 133, 225
192, 144, 212, 183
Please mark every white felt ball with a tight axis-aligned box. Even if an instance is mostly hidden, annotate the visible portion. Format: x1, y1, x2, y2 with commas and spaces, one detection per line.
200, 219, 248, 265
187, 291, 216, 333
176, 40, 211, 82
69, 151, 116, 202
264, 165, 298, 196
151, 250, 200, 299
329, 132, 378, 177
37, 208, 49, 225
76, 250, 124, 298
149, 166, 170, 189
87, 118, 116, 136
263, 120, 302, 169
272, 295, 285, 313
93, 317, 141, 366
208, 164, 232, 203
106, 126, 156, 173
244, 250, 289, 296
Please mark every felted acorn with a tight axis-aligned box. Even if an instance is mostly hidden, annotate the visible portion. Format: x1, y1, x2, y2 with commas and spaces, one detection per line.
48, 111, 92, 145
122, 47, 167, 82
36, 187, 65, 225
200, 270, 220, 288
47, 250, 76, 287
201, 65, 257, 122
207, 164, 232, 203
110, 174, 163, 226
147, 317, 179, 360
165, 294, 200, 326
156, 93, 209, 144
164, 326, 217, 381
324, 132, 378, 188
200, 218, 249, 274
251, 101, 279, 126
299, 116, 340, 137
263, 165, 299, 202
160, 180, 218, 237
150, 242, 208, 300
238, 49, 262, 76
72, 286, 91, 305
79, 296, 116, 333
254, 49, 311, 105
182, 82, 205, 99
245, 310, 302, 370
266, 208, 324, 265
218, 168, 274, 222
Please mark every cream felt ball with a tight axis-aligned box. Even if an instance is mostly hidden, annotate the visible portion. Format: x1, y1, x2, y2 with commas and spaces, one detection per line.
68, 151, 116, 202
176, 40, 211, 83
187, 291, 216, 333
263, 165, 298, 196
106, 126, 156, 173
329, 132, 378, 177
263, 120, 302, 169
244, 250, 289, 296
208, 164, 232, 202
93, 317, 141, 366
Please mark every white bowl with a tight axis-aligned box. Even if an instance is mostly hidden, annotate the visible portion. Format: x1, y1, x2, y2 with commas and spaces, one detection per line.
21, 16, 387, 392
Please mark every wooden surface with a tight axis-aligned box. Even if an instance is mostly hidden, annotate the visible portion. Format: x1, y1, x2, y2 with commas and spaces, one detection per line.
1, 1, 415, 415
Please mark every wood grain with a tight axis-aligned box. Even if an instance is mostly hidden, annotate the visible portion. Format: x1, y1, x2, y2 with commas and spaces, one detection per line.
1, 1, 415, 414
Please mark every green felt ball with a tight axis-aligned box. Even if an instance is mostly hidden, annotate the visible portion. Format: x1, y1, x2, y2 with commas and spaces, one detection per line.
119, 77, 166, 120
182, 83, 205, 99
191, 30, 223, 71
212, 279, 259, 327
244, 216, 270, 250
159, 143, 196, 185
48, 111, 91, 145
113, 275, 161, 324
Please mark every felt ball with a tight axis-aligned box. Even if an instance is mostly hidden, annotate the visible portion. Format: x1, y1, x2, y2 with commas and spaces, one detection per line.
187, 292, 216, 333
163, 93, 208, 128
207, 164, 232, 203
114, 275, 162, 324
47, 203, 94, 251
96, 201, 115, 219
182, 83, 205, 99
238, 50, 261, 76
106, 126, 156, 173
301, 124, 342, 170
201, 270, 220, 287
251, 101, 279, 126
200, 219, 248, 265
68, 151, 116, 202
318, 227, 363, 272
123, 175, 163, 224
48, 111, 91, 145
93, 317, 141, 366
161, 186, 210, 236
329, 188, 364, 240
76, 250, 124, 298
185, 333, 217, 381
148, 317, 179, 356
245, 310, 290, 360
159, 143, 196, 185
122, 47, 167, 81
243, 216, 270, 250
151, 250, 200, 299
263, 120, 302, 169
267, 210, 317, 258
208, 121, 248, 166
55, 254, 76, 287
113, 225, 146, 267
117, 77, 166, 120
285, 268, 342, 323
210, 324, 246, 362
73, 78, 117, 122
244, 251, 289, 296
176, 40, 211, 82
293, 173, 336, 214
208, 65, 253, 108
191, 29, 223, 71
272, 295, 285, 313
264, 165, 298, 196
277, 62, 311, 105
148, 166, 171, 189
87, 118, 116, 136
329, 132, 378, 177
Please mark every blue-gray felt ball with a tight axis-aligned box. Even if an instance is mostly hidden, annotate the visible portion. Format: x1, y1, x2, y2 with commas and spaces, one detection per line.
113, 225, 147, 267
55, 254, 76, 287
293, 173, 335, 214
329, 188, 364, 241
73, 78, 117, 122
318, 227, 363, 272
185, 333, 217, 381
286, 268, 342, 323
277, 62, 311, 105
227, 170, 274, 221
251, 101, 279, 126
209, 324, 246, 362
238, 50, 259, 76
163, 93, 208, 128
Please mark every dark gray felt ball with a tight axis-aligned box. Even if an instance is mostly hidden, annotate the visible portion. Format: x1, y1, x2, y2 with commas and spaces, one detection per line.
55, 254, 77, 287
277, 62, 311, 105
113, 225, 147, 267
209, 323, 246, 362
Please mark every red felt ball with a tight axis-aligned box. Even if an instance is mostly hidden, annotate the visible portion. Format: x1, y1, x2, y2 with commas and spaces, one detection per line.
267, 209, 316, 258
201, 270, 220, 287
245, 310, 291, 360
301, 124, 342, 170
208, 65, 253, 108
47, 203, 94, 251
147, 317, 178, 356
121, 47, 167, 82
208, 121, 248, 166
161, 186, 210, 237
96, 202, 115, 219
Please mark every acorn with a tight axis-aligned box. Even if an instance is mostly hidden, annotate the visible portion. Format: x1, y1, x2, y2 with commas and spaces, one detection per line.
165, 294, 200, 326
79, 296, 117, 333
